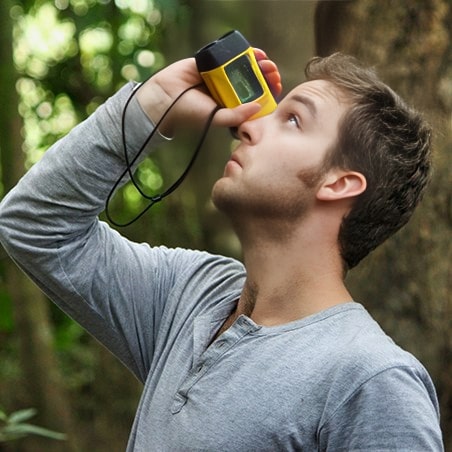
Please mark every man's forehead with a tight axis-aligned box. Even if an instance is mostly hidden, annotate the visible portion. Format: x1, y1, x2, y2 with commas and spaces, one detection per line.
281, 80, 350, 122
291, 79, 345, 104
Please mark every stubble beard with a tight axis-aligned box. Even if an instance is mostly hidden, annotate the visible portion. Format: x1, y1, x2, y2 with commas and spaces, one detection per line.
211, 165, 325, 239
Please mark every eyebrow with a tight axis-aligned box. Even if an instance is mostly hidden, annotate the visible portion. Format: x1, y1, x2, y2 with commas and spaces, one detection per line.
290, 94, 318, 119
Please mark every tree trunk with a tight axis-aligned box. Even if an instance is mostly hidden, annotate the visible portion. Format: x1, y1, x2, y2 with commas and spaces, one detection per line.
315, 0, 451, 447
0, 1, 80, 450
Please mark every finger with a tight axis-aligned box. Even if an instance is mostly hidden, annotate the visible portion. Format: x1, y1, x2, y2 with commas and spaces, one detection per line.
253, 48, 268, 61
263, 72, 283, 98
258, 59, 283, 97
258, 58, 279, 74
213, 102, 262, 127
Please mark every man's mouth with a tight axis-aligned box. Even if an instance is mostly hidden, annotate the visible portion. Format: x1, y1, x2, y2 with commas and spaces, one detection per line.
229, 153, 242, 167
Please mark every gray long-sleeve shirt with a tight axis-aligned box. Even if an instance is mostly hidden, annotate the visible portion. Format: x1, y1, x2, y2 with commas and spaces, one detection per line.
0, 83, 443, 451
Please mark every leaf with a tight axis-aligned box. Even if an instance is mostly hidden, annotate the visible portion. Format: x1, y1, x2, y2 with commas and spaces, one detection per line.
0, 429, 28, 442
0, 409, 7, 422
8, 408, 37, 424
2, 423, 66, 441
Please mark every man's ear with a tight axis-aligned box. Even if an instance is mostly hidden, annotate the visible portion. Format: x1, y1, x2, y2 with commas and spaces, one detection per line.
316, 170, 367, 201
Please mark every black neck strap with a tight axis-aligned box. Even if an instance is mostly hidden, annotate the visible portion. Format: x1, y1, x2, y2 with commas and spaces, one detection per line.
105, 81, 220, 227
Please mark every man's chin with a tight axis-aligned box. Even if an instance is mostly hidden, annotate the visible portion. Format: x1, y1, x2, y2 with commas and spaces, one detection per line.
211, 180, 238, 216
211, 182, 227, 212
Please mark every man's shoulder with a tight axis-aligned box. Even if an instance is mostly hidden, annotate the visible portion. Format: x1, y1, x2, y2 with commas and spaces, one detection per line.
332, 303, 424, 374
314, 305, 440, 439
301, 303, 430, 391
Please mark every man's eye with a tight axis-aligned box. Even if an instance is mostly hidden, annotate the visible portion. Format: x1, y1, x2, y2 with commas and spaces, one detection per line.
288, 114, 300, 128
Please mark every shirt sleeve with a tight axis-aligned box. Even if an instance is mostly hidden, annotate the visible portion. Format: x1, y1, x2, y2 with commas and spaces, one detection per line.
318, 365, 444, 451
0, 82, 192, 382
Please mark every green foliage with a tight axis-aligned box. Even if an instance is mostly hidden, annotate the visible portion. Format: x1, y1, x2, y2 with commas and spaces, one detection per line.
12, 0, 168, 168
0, 407, 66, 442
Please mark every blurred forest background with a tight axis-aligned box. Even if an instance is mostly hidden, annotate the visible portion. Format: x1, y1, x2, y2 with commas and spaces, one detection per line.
0, 0, 450, 450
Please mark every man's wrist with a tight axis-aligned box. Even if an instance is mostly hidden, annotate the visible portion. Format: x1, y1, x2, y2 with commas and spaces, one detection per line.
135, 79, 175, 137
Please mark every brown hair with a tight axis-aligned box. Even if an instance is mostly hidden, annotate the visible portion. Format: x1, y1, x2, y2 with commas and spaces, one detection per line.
305, 53, 432, 269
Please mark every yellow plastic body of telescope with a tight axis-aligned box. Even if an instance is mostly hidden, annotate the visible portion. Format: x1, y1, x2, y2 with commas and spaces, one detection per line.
195, 31, 277, 119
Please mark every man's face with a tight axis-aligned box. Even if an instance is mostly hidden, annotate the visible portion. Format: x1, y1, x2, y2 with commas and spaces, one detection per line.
212, 79, 350, 223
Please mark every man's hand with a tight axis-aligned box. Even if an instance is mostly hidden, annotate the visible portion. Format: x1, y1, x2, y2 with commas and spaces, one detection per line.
136, 50, 282, 136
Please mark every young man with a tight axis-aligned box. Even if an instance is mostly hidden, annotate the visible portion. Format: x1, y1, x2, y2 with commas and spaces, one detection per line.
0, 48, 443, 450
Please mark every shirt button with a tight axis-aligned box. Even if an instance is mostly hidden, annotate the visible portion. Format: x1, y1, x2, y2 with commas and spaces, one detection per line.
171, 393, 187, 414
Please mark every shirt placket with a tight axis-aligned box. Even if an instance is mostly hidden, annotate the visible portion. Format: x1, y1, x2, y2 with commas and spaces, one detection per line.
171, 315, 260, 414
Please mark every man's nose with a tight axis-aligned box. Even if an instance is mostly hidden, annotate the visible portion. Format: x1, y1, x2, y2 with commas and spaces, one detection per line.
232, 117, 265, 144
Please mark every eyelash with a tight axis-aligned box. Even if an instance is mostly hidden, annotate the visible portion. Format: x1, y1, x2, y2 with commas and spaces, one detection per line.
287, 113, 300, 128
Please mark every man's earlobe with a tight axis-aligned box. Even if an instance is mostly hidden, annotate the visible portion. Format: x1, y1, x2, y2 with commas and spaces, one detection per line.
316, 171, 367, 201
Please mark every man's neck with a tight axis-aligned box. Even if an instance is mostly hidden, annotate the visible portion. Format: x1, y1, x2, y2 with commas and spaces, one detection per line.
232, 215, 351, 327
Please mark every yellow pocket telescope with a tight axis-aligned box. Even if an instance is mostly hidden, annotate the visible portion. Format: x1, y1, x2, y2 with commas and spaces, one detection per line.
195, 30, 277, 119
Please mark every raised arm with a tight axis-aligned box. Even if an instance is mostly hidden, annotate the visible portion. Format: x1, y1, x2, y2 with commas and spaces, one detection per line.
0, 54, 281, 381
